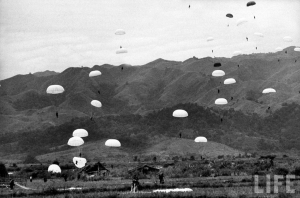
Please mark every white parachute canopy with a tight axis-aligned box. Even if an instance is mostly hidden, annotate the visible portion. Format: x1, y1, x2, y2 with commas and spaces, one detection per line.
91, 100, 102, 108
89, 70, 101, 77
172, 109, 188, 118
46, 85, 65, 94
224, 78, 236, 84
116, 48, 128, 54
73, 157, 87, 168
212, 70, 225, 77
215, 98, 228, 105
48, 164, 61, 173
294, 47, 300, 52
233, 51, 242, 56
73, 129, 88, 138
254, 32, 264, 37
275, 47, 283, 52
153, 188, 193, 193
105, 139, 121, 147
283, 36, 292, 42
207, 37, 214, 42
195, 136, 208, 143
236, 18, 248, 26
68, 137, 84, 146
262, 88, 276, 94
115, 29, 126, 35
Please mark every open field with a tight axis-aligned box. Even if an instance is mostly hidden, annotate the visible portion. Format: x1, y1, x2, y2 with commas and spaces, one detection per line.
1, 175, 300, 198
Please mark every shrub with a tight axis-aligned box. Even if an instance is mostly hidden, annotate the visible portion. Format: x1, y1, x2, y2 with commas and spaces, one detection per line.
274, 167, 289, 176
293, 167, 300, 176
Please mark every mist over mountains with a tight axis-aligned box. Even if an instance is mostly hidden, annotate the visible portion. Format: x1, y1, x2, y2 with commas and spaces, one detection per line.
1, 46, 300, 162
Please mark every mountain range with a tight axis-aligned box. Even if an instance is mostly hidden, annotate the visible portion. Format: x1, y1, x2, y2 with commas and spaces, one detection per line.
0, 46, 300, 163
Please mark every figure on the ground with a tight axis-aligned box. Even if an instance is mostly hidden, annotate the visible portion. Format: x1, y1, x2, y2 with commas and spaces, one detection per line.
221, 118, 223, 122
212, 50, 213, 53
30, 176, 32, 182
9, 179, 15, 190
278, 59, 280, 62
56, 111, 58, 118
90, 116, 93, 121
231, 96, 233, 100
64, 175, 68, 182
131, 175, 139, 193
218, 89, 220, 94
268, 106, 270, 110
79, 153, 82, 157
44, 177, 47, 182
98, 90, 100, 94
285, 51, 287, 54
122, 67, 123, 70
246, 37, 248, 41
159, 172, 164, 184
254, 16, 255, 19
256, 47, 257, 50
189, 5, 190, 8
76, 161, 78, 165
120, 46, 122, 48
238, 64, 240, 67
111, 164, 114, 169
179, 133, 181, 138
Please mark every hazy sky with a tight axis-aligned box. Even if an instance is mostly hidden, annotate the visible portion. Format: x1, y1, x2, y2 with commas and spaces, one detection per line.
0, 0, 299, 80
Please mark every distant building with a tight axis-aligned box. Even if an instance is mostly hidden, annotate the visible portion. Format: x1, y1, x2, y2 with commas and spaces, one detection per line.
79, 162, 109, 177
128, 165, 160, 176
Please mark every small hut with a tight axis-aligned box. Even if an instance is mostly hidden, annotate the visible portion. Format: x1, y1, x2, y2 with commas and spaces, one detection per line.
79, 162, 109, 177
128, 165, 160, 177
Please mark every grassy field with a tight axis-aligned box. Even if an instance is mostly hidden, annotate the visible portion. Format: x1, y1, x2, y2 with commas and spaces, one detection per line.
1, 175, 299, 198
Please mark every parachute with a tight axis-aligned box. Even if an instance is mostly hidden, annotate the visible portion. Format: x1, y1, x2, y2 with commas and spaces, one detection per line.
294, 47, 300, 52
207, 37, 214, 42
46, 85, 65, 94
68, 137, 84, 147
254, 32, 264, 37
215, 98, 228, 105
262, 88, 276, 94
48, 164, 61, 173
46, 85, 65, 118
283, 36, 292, 42
89, 70, 102, 77
91, 100, 102, 108
153, 188, 193, 193
73, 129, 88, 138
194, 136, 208, 143
214, 63, 222, 67
253, 33, 263, 51
172, 109, 188, 118
115, 29, 125, 35
247, 1, 256, 6
116, 48, 128, 54
73, 157, 87, 168
212, 70, 225, 77
236, 18, 248, 26
224, 78, 236, 84
226, 13, 233, 18
233, 51, 242, 56
105, 139, 121, 147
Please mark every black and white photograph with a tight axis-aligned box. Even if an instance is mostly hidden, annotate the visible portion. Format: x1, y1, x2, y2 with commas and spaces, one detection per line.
0, 0, 300, 197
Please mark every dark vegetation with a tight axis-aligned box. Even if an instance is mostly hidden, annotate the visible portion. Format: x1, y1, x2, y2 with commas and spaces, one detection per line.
1, 102, 300, 156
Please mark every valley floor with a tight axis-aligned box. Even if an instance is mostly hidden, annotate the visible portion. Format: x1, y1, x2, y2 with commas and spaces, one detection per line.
1, 176, 299, 198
